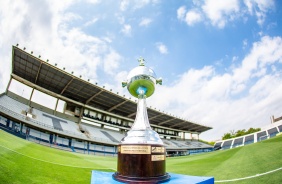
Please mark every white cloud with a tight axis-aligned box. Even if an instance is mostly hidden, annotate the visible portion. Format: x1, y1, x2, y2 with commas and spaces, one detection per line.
258, 31, 264, 37
86, 0, 101, 4
139, 18, 152, 27
177, 0, 240, 28
156, 42, 168, 54
177, 6, 186, 20
202, 0, 240, 28
177, 0, 274, 28
132, 0, 150, 10
117, 16, 125, 24
61, 12, 82, 22
244, 0, 274, 25
233, 36, 282, 84
0, 0, 122, 92
121, 24, 132, 36
149, 36, 282, 140
45, 27, 107, 80
84, 17, 99, 27
151, 0, 160, 5
0, 54, 11, 92
232, 56, 238, 62
243, 39, 248, 49
255, 11, 265, 26
120, 0, 129, 11
185, 10, 202, 26
120, 0, 156, 11
102, 37, 112, 43
103, 49, 123, 75
177, 6, 202, 26
114, 71, 130, 94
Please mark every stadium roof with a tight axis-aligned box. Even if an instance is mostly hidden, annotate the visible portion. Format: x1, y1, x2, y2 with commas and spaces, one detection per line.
10, 46, 212, 133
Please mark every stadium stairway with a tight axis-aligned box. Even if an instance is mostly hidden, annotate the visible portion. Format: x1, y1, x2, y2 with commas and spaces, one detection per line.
100, 131, 119, 143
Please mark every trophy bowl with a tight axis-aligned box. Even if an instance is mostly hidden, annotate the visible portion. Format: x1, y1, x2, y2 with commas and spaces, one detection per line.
126, 65, 157, 98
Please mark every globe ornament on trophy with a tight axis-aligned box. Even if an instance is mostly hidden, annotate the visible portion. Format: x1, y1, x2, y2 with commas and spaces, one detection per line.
113, 58, 170, 183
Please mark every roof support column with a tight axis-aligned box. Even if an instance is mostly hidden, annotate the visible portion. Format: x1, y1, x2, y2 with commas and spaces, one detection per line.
28, 88, 35, 107
275, 126, 280, 134
54, 98, 59, 115
183, 132, 186, 140
243, 136, 246, 146
78, 106, 84, 124
181, 132, 185, 140
5, 76, 13, 94
230, 139, 234, 148
266, 129, 269, 138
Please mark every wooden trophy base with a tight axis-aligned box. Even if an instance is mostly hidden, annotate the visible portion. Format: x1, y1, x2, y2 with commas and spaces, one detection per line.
113, 172, 170, 184
112, 144, 170, 184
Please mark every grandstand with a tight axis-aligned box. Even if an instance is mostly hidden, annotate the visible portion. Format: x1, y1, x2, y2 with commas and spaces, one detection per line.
0, 45, 213, 156
214, 117, 282, 150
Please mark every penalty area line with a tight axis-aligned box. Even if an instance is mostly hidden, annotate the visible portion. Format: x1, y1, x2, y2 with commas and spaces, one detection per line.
215, 167, 282, 182
0, 144, 116, 171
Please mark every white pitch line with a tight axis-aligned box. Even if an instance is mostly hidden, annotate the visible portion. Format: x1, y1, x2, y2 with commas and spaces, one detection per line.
215, 167, 282, 182
0, 144, 116, 171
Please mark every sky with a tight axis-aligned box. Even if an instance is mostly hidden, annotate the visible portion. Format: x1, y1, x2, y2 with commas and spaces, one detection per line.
0, 0, 282, 141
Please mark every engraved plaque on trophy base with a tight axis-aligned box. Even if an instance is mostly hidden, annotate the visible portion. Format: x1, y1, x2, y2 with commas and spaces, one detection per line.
113, 144, 170, 183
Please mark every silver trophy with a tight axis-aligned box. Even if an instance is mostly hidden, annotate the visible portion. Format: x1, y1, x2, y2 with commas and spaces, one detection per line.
113, 57, 170, 183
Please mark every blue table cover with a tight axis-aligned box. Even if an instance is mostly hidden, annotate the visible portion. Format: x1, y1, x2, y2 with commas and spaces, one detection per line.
91, 170, 214, 184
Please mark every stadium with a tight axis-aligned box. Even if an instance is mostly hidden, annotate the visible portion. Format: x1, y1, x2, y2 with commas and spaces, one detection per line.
1, 46, 282, 183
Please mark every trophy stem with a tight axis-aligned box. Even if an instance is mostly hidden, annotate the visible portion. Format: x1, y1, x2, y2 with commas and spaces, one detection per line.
131, 94, 151, 130
119, 93, 163, 145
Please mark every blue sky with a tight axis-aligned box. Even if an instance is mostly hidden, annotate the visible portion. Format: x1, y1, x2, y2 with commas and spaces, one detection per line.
0, 0, 282, 141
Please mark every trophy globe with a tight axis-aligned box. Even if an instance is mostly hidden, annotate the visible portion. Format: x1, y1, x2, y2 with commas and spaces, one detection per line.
113, 57, 170, 183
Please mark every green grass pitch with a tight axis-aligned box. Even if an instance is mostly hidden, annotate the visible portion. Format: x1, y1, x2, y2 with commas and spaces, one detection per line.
0, 130, 281, 184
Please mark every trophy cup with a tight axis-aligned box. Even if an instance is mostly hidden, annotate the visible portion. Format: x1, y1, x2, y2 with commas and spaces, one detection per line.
113, 58, 170, 183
